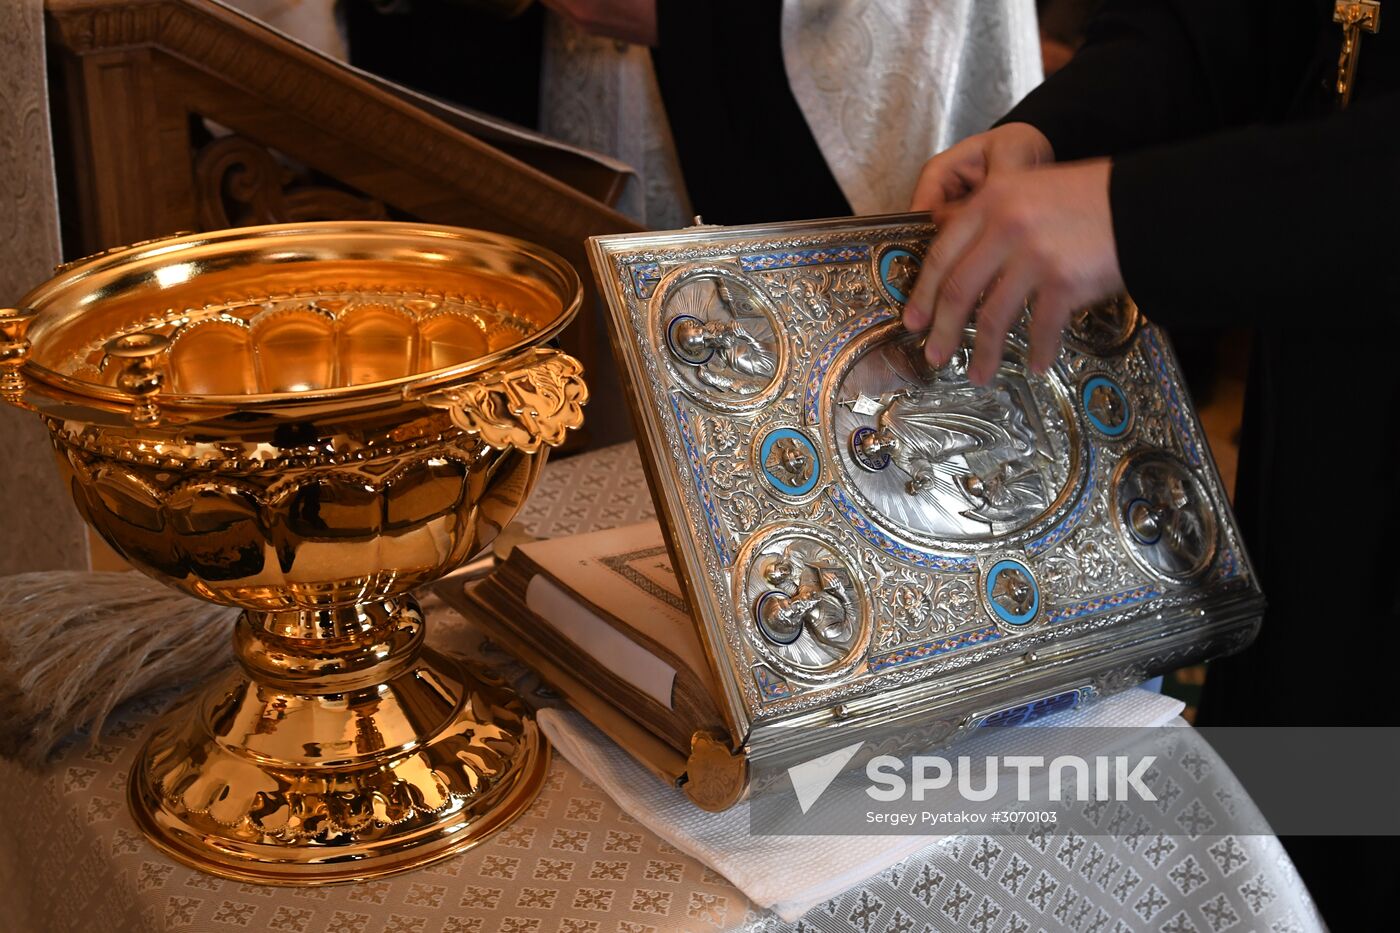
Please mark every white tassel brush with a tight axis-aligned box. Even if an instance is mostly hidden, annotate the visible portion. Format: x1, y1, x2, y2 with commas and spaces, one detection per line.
0, 572, 236, 765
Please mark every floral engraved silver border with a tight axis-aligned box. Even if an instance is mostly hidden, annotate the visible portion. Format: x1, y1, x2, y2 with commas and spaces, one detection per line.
872, 241, 926, 308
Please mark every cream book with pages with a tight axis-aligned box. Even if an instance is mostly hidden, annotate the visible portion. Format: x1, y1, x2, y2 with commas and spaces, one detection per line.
449, 521, 732, 783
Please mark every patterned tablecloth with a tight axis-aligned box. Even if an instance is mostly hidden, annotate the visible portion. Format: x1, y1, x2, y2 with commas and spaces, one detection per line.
0, 444, 1323, 933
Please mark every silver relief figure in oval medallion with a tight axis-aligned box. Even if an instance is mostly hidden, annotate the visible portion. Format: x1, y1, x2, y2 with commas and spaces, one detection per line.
746, 535, 864, 674
836, 335, 1072, 541
1113, 453, 1217, 580
664, 272, 779, 397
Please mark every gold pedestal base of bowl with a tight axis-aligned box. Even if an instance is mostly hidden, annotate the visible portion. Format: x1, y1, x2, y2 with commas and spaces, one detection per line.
128, 597, 549, 884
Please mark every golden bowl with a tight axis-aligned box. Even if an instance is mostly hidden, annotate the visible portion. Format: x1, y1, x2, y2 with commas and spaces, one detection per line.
0, 222, 588, 883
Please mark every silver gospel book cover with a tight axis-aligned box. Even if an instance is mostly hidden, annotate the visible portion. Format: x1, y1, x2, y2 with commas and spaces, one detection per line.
556, 214, 1262, 806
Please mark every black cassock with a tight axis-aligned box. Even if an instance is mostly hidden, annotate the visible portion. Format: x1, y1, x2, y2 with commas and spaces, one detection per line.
1002, 2, 1399, 923
1005, 0, 1400, 727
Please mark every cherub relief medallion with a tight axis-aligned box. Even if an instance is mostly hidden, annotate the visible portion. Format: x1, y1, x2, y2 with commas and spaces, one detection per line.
756, 427, 821, 498
981, 557, 1041, 627
1082, 375, 1133, 438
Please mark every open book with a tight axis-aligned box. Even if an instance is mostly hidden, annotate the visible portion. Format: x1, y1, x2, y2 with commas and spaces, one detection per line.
452, 522, 730, 783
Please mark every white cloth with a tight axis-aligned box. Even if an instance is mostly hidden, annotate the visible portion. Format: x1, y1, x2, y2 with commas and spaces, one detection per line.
225, 1, 1042, 218
540, 14, 693, 228
782, 0, 1044, 214
539, 0, 1042, 225
539, 687, 1186, 922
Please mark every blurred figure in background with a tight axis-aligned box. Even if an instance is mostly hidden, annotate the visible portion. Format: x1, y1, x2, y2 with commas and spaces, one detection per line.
341, 1, 1041, 228
646, 1, 1041, 223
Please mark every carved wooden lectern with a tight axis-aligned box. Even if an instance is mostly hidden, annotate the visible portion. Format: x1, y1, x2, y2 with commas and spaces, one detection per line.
44, 0, 642, 446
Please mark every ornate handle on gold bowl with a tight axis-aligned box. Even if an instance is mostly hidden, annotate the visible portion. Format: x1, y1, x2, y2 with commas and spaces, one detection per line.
0, 307, 38, 407
412, 347, 589, 453
104, 332, 171, 426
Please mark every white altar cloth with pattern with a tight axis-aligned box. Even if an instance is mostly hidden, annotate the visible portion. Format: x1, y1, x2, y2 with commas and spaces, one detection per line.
0, 444, 1323, 933
538, 689, 1191, 923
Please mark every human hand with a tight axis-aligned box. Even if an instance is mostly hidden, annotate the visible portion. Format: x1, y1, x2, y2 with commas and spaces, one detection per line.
909, 123, 1055, 222
541, 0, 657, 46
904, 159, 1123, 383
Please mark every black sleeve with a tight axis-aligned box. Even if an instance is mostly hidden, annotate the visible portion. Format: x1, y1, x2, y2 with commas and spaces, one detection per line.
1110, 92, 1400, 325
1001, 0, 1319, 161
996, 1, 1400, 325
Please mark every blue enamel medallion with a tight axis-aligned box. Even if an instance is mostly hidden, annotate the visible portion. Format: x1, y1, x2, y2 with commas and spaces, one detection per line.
878, 248, 921, 304
849, 425, 892, 472
1082, 375, 1131, 437
985, 559, 1040, 626
758, 427, 820, 496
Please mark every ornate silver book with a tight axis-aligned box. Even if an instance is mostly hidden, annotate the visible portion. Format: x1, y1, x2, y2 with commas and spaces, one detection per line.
581, 214, 1263, 808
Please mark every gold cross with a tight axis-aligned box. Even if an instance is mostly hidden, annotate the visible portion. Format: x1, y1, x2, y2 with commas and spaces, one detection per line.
1334, 1, 1382, 107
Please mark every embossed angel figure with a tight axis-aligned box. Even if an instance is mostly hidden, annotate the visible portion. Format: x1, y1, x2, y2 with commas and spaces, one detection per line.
958, 461, 1050, 524
666, 276, 777, 395
845, 344, 1053, 527
755, 542, 858, 661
